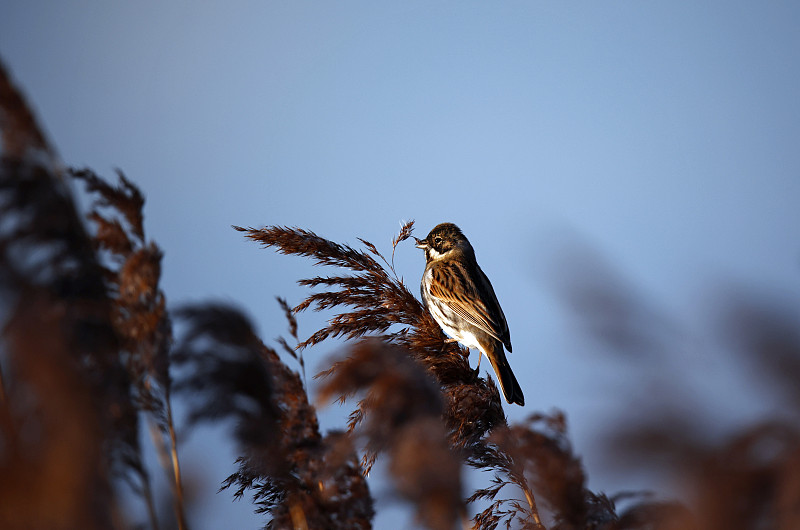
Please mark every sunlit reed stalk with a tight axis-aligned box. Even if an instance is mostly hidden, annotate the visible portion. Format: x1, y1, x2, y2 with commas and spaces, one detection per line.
0, 364, 7, 409
166, 399, 188, 530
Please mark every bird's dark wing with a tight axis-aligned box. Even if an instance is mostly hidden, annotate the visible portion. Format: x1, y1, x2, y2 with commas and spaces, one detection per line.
427, 258, 510, 347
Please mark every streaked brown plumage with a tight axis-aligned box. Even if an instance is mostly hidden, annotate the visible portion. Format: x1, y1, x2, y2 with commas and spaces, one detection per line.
415, 223, 524, 406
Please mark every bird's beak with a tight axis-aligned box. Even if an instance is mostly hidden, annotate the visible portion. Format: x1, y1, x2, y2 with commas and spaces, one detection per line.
414, 237, 428, 249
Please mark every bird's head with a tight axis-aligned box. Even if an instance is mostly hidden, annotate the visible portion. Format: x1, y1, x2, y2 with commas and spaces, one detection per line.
415, 222, 471, 261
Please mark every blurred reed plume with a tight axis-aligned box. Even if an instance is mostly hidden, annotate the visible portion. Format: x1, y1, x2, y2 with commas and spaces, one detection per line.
553, 243, 800, 530
1, 59, 132, 529
3, 57, 799, 530
69, 166, 185, 529
317, 339, 463, 530
172, 304, 374, 529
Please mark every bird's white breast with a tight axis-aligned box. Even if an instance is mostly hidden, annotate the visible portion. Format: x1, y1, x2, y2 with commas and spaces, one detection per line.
422, 268, 481, 350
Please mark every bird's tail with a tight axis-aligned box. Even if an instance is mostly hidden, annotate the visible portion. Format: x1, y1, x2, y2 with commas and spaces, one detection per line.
485, 343, 525, 406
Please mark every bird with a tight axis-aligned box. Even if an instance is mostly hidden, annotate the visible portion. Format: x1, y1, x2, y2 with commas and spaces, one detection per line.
415, 222, 525, 406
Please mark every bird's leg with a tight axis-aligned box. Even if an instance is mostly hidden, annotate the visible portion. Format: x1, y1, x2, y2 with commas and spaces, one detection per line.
473, 351, 483, 377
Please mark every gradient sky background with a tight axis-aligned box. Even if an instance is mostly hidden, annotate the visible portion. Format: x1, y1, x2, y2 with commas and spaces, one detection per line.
2, 2, 800, 528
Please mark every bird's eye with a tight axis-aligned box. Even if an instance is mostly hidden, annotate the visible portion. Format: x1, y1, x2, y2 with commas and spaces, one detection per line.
434, 236, 442, 244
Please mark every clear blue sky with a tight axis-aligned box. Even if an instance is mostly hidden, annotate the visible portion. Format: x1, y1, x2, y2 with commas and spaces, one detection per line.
2, 2, 800, 528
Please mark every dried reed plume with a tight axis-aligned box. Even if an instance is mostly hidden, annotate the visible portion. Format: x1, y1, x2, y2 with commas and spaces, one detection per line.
233, 223, 554, 527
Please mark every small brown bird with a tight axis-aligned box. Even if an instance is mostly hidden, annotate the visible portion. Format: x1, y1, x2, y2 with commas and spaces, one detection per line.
415, 223, 524, 406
